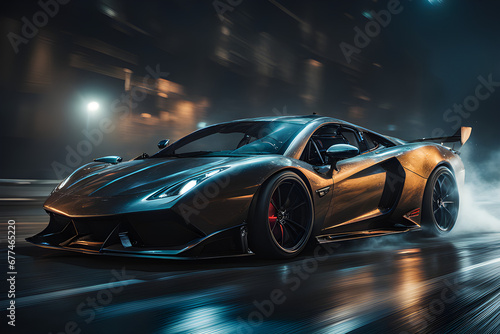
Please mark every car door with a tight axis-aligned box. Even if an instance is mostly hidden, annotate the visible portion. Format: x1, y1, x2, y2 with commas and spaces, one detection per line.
320, 127, 388, 234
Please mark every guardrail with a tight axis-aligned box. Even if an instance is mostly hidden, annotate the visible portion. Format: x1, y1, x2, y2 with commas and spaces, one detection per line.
0, 179, 59, 203
0, 179, 60, 186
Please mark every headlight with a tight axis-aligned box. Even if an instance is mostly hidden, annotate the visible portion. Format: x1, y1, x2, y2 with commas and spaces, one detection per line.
148, 168, 227, 200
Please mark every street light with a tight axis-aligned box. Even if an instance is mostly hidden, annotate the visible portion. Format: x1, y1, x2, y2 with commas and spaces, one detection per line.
86, 101, 100, 115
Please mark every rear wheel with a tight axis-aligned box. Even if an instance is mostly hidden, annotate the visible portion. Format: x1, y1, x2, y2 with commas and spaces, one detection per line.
249, 171, 313, 259
421, 166, 459, 236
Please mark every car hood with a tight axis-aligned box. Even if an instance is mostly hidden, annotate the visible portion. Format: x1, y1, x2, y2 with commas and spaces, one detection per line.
54, 156, 251, 198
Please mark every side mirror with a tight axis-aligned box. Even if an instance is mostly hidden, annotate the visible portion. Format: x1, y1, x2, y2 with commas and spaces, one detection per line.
158, 139, 169, 149
325, 144, 359, 161
94, 156, 122, 164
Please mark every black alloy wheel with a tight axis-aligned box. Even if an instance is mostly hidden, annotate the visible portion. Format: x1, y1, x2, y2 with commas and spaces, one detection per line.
249, 171, 314, 258
422, 166, 459, 236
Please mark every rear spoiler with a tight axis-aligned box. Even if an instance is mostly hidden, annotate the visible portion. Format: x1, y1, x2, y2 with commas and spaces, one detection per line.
410, 127, 472, 151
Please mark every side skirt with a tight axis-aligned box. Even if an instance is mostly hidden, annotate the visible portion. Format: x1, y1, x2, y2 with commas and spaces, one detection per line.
315, 226, 421, 244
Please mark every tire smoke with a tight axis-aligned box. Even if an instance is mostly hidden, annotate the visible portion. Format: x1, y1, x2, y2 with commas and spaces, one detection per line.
451, 146, 500, 233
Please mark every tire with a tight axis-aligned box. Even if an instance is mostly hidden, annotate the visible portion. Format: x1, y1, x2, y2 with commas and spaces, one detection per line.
248, 171, 314, 259
421, 166, 459, 236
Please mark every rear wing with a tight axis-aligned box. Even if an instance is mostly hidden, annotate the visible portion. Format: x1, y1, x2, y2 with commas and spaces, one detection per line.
410, 127, 472, 151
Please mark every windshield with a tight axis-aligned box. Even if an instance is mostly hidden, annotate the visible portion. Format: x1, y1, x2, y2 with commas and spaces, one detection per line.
152, 121, 303, 158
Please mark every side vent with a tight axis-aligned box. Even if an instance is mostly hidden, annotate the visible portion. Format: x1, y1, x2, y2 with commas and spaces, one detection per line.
378, 158, 405, 212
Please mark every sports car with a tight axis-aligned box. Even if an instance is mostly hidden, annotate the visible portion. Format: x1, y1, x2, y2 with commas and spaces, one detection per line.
27, 115, 471, 259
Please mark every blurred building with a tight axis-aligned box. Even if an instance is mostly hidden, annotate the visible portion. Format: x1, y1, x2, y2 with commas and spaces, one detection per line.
0, 0, 432, 179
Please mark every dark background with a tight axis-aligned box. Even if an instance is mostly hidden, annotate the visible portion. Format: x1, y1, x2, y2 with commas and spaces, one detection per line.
1, 0, 499, 180
1, 3, 500, 334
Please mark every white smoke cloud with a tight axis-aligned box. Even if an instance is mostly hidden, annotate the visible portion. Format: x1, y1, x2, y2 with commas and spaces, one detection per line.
451, 145, 500, 234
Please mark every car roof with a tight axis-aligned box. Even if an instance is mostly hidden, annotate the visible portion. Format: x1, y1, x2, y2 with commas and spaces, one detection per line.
210, 115, 397, 144
227, 115, 378, 131
225, 114, 352, 126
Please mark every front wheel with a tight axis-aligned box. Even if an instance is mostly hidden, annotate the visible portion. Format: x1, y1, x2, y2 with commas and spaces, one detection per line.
421, 166, 459, 236
249, 171, 314, 259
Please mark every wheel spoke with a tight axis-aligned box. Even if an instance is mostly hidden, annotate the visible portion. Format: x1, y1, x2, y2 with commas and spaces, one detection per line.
285, 183, 295, 208
443, 206, 454, 219
270, 221, 278, 232
277, 186, 282, 209
283, 225, 290, 245
435, 207, 443, 222
270, 198, 279, 210
285, 218, 306, 231
437, 176, 444, 193
443, 191, 456, 200
288, 201, 306, 213
444, 176, 457, 199
435, 178, 442, 197
285, 222, 300, 237
442, 184, 450, 199
443, 208, 452, 229
280, 225, 284, 246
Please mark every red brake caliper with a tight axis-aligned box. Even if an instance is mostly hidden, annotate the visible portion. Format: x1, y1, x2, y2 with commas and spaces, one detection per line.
269, 201, 283, 243
268, 202, 277, 226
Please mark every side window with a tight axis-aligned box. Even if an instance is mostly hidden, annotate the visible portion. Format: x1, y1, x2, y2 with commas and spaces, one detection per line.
301, 124, 363, 165
363, 132, 395, 150
361, 132, 377, 151
339, 128, 361, 149
300, 140, 324, 165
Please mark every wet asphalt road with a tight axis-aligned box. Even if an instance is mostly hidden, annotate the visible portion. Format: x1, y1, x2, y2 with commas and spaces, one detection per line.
1, 202, 500, 334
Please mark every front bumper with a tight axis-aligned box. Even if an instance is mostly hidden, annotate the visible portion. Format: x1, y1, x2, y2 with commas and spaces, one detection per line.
26, 210, 251, 259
